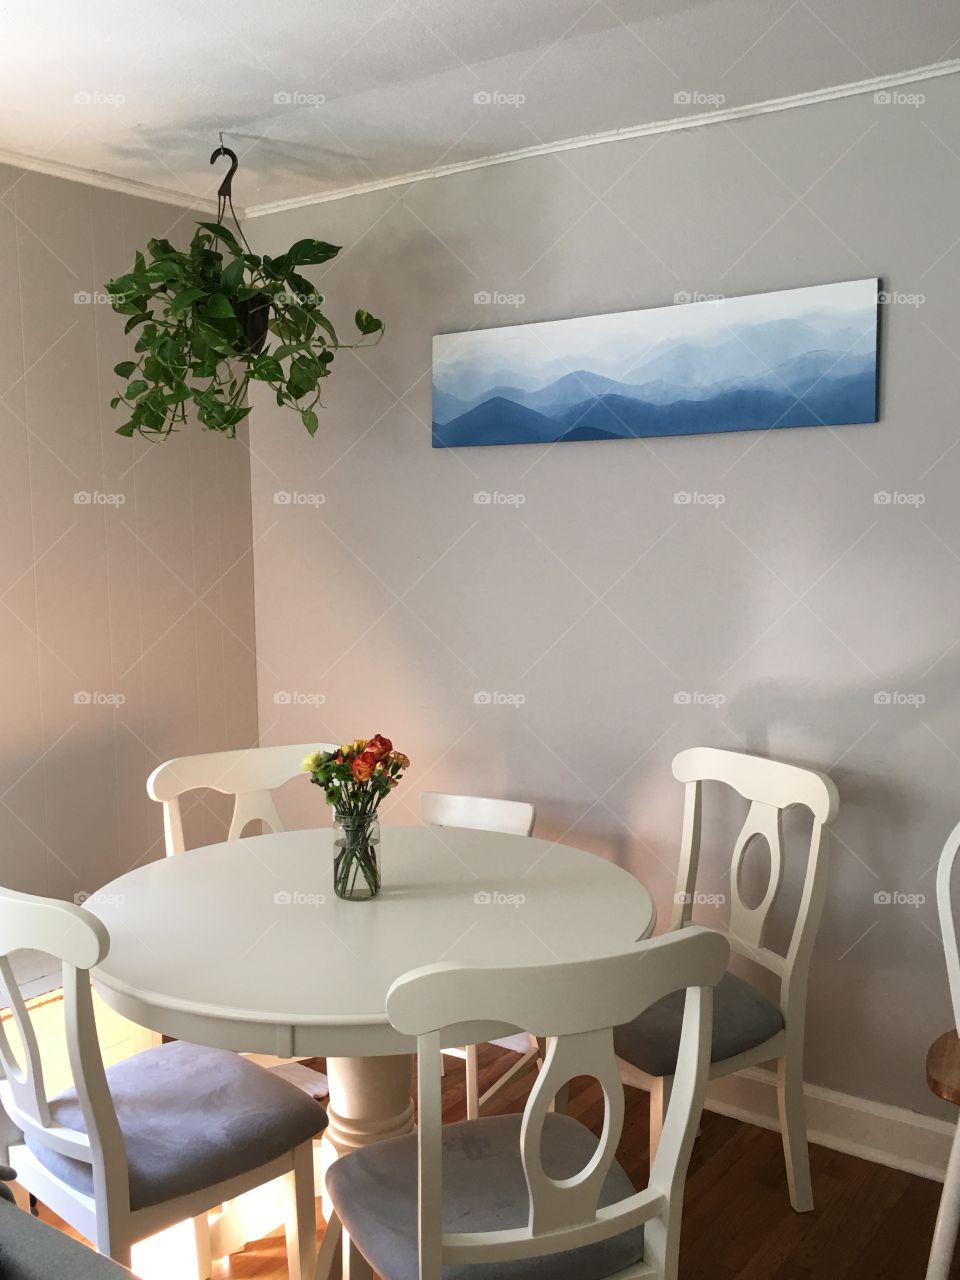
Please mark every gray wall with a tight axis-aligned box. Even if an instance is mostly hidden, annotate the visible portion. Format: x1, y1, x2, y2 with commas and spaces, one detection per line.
0, 167, 259, 900
249, 72, 960, 1117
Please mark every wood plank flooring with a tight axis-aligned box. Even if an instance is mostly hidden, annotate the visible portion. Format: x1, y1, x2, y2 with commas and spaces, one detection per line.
39, 1044, 958, 1279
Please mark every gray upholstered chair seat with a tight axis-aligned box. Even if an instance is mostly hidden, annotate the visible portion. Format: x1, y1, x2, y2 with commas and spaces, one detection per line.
25, 1040, 328, 1210
325, 1112, 645, 1280
614, 970, 784, 1077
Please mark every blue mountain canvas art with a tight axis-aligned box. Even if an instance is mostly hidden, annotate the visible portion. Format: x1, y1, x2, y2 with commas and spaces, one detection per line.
432, 279, 879, 448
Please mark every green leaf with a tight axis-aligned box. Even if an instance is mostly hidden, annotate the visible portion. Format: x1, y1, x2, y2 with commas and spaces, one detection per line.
124, 313, 151, 334
202, 293, 236, 320
168, 287, 205, 317
280, 239, 341, 268
113, 360, 137, 378
250, 355, 284, 382
284, 269, 318, 301
126, 379, 148, 398
107, 273, 139, 298
301, 409, 319, 436
115, 422, 137, 437
220, 256, 246, 294
312, 311, 339, 346
195, 221, 243, 256
147, 237, 177, 259
355, 309, 383, 336
145, 259, 181, 282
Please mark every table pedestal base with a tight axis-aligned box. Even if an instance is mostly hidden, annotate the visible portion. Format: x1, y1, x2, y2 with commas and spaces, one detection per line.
319, 1054, 416, 1220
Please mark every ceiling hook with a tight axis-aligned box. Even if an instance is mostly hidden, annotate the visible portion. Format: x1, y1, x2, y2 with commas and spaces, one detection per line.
209, 139, 239, 201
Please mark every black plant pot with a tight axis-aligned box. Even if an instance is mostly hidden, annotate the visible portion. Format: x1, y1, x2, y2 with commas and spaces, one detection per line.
233, 292, 271, 355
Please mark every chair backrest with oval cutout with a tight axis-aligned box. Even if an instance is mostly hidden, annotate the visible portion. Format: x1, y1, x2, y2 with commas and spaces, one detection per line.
147, 742, 338, 856
386, 926, 729, 1280
936, 820, 960, 1033
670, 746, 839, 1016
0, 887, 127, 1212
419, 791, 535, 837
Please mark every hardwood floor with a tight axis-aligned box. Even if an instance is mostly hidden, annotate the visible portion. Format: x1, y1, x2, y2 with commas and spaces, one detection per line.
39, 1044, 957, 1279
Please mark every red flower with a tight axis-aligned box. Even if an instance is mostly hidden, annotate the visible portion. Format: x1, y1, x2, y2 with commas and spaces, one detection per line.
352, 750, 378, 782
365, 734, 393, 762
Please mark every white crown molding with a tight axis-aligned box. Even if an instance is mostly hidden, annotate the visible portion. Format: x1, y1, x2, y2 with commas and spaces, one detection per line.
0, 58, 957, 220
0, 145, 223, 215
244, 57, 960, 219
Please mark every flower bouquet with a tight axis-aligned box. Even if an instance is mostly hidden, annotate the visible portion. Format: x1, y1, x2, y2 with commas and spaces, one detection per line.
303, 736, 409, 900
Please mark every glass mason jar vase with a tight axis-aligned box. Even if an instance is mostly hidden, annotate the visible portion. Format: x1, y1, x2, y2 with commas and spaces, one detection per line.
332, 814, 381, 900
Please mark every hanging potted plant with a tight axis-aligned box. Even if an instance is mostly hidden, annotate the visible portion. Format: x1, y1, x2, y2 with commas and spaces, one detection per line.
104, 142, 383, 439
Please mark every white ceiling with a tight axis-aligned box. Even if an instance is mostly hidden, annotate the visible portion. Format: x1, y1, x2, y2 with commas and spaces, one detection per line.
1, 0, 958, 212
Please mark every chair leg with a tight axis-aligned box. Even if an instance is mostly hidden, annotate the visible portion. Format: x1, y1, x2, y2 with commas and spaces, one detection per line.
342, 1225, 374, 1279
193, 1212, 213, 1279
98, 1231, 132, 1270
465, 1044, 480, 1120
283, 1142, 318, 1280
316, 1211, 343, 1280
778, 1052, 813, 1212
927, 1119, 960, 1279
649, 1077, 671, 1161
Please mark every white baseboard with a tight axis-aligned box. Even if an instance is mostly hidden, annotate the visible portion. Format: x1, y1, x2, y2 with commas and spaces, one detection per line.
706, 1067, 955, 1183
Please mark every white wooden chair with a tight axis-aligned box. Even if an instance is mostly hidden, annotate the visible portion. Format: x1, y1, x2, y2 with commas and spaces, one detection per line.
322, 925, 730, 1280
614, 747, 839, 1213
0, 886, 325, 1276
419, 790, 539, 1119
925, 821, 960, 1279
148, 741, 340, 1090
147, 742, 337, 857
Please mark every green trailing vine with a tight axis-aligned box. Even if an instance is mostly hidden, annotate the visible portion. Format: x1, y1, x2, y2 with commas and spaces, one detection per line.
105, 213, 383, 440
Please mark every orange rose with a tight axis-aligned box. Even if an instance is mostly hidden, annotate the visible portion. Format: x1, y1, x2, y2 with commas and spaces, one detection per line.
352, 750, 378, 782
365, 734, 393, 761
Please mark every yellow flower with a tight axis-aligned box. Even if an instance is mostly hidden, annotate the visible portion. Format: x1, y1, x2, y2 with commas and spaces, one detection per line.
389, 751, 410, 770
302, 751, 326, 773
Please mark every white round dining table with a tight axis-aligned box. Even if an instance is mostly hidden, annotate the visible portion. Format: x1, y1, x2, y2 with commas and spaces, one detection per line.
86, 825, 656, 1194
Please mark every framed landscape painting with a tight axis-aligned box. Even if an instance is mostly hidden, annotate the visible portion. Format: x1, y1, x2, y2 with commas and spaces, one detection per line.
432, 278, 879, 448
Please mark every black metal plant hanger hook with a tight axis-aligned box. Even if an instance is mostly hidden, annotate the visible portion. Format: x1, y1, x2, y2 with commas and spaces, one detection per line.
209, 132, 252, 252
